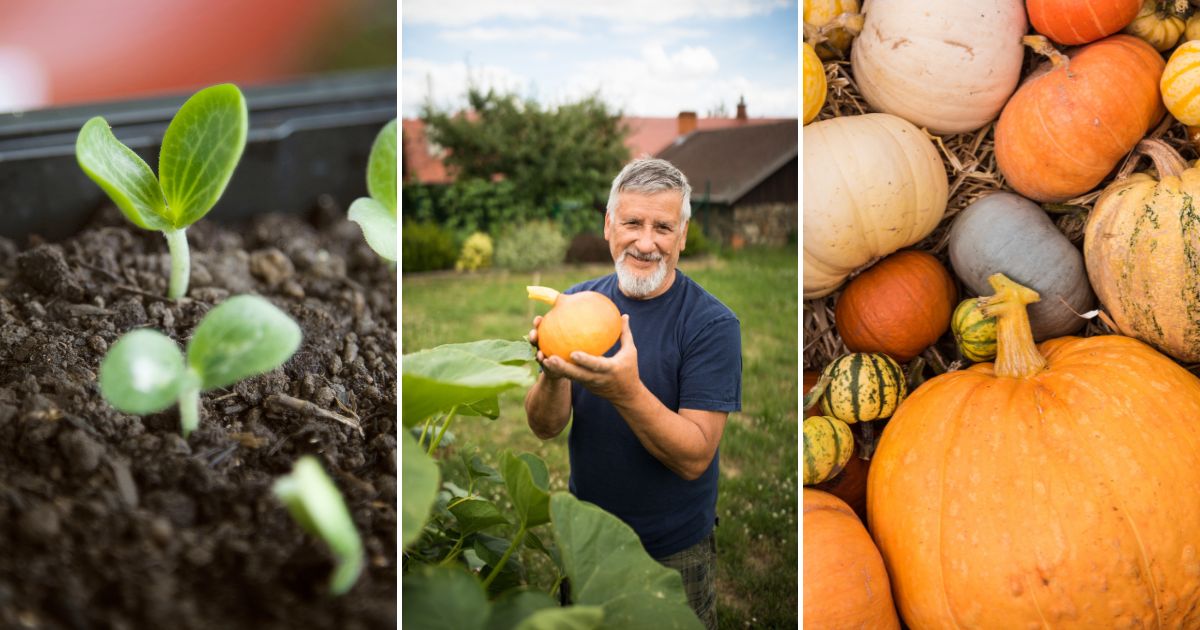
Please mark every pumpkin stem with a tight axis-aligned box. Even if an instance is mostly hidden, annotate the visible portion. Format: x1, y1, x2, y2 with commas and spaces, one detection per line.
803, 374, 832, 412
526, 285, 561, 306
1022, 35, 1069, 73
824, 12, 864, 38
978, 273, 1047, 379
1173, 0, 1190, 17
1137, 138, 1188, 180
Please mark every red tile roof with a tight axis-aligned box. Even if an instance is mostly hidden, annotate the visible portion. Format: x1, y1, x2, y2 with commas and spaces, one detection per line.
401, 119, 453, 185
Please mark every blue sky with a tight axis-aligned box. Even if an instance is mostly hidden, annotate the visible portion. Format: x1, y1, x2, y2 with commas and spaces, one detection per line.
402, 0, 798, 119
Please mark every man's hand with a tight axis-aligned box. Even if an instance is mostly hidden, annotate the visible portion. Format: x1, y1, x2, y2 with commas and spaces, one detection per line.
543, 315, 640, 402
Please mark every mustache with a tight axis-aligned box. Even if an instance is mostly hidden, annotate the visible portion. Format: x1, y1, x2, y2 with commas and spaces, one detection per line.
621, 249, 663, 262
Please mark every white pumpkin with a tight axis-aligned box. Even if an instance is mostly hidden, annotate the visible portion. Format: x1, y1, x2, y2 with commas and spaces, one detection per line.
803, 113, 949, 299
851, 0, 1027, 135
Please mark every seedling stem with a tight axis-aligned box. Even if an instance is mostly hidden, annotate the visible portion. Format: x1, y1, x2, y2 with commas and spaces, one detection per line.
165, 228, 191, 299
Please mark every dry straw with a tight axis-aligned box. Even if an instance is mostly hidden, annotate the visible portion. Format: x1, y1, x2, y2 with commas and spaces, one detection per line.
803, 55, 1200, 375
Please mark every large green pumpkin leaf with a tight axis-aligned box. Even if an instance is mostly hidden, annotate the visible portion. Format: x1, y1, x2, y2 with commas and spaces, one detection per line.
366, 119, 397, 215
158, 83, 248, 228
449, 497, 509, 535
401, 431, 440, 549
435, 339, 535, 365
485, 590, 558, 630
502, 451, 550, 528
402, 565, 489, 630
185, 295, 301, 390
551, 493, 702, 630
75, 117, 170, 231
402, 347, 533, 427
515, 606, 604, 630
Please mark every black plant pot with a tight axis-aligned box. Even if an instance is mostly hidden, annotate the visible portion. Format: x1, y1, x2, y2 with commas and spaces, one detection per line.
0, 67, 396, 241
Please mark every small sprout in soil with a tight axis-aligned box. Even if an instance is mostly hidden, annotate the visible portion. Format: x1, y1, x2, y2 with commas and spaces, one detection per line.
76, 84, 249, 299
99, 295, 301, 437
348, 119, 397, 261
273, 455, 365, 596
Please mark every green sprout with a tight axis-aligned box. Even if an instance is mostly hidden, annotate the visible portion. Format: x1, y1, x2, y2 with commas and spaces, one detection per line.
76, 84, 249, 299
99, 295, 301, 437
273, 455, 365, 596
348, 119, 397, 261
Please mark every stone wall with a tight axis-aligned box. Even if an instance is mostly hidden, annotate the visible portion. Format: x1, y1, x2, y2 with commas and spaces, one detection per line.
697, 202, 797, 248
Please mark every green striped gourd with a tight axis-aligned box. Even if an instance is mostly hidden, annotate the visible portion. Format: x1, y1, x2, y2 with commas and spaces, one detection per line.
951, 298, 998, 362
818, 353, 907, 423
804, 415, 855, 485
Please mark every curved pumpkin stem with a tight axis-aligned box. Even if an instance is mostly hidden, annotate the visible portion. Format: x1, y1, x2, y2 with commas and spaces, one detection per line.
527, 286, 561, 306
1023, 35, 1069, 73
1137, 138, 1188, 180
978, 274, 1047, 379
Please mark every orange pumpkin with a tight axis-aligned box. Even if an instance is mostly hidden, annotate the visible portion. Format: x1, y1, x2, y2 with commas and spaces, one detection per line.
834, 250, 957, 363
1027, 0, 1142, 44
527, 286, 622, 363
994, 34, 1164, 203
869, 273, 1200, 628
804, 489, 900, 630
813, 443, 870, 525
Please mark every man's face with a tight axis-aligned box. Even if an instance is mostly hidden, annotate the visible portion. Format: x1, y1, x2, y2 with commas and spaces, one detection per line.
604, 190, 689, 299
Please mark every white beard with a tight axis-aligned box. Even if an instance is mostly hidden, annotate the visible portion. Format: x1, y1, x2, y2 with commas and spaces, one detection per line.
615, 249, 668, 298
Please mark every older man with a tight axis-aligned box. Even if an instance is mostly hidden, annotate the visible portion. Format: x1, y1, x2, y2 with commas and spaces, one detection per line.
524, 158, 742, 628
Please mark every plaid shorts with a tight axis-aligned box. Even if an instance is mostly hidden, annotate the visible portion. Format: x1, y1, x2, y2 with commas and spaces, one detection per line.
655, 530, 718, 630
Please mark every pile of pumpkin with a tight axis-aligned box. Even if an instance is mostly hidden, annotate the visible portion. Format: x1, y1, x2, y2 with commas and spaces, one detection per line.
804, 0, 1200, 627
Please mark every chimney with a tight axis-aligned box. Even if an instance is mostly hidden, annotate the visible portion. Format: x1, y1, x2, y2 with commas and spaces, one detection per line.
677, 111, 698, 136
736, 96, 747, 121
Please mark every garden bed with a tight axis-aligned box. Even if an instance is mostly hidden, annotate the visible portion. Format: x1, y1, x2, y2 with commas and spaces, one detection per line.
0, 202, 396, 629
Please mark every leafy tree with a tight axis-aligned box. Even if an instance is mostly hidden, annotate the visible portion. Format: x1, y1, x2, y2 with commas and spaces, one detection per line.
419, 88, 629, 235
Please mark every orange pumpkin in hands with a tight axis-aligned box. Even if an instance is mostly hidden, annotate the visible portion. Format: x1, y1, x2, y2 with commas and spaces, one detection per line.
834, 250, 956, 363
528, 286, 621, 363
868, 273, 1200, 628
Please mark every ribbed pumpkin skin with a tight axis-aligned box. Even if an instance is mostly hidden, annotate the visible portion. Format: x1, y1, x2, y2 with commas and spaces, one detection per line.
536, 291, 622, 363
818, 353, 907, 423
948, 192, 1096, 340
1027, 0, 1141, 44
804, 416, 854, 485
1162, 41, 1200, 125
869, 335, 1200, 628
804, 490, 901, 630
994, 35, 1165, 203
804, 0, 861, 59
1124, 0, 1186, 51
1188, 13, 1200, 40
1085, 162, 1200, 362
804, 113, 948, 298
951, 297, 997, 362
835, 250, 957, 363
803, 43, 826, 125
852, 0, 1027, 135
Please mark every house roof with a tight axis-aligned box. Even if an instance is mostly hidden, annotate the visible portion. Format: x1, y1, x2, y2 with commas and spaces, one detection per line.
655, 120, 798, 205
622, 116, 789, 159
401, 118, 452, 185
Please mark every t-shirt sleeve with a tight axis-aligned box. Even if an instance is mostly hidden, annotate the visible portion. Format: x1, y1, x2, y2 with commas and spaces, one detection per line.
678, 315, 742, 412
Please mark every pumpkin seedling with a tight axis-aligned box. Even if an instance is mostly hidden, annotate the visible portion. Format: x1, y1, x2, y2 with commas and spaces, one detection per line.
273, 456, 365, 596
348, 119, 397, 261
76, 84, 248, 299
99, 295, 301, 437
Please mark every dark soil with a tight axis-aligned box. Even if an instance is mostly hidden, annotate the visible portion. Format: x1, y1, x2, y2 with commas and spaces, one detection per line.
0, 201, 397, 630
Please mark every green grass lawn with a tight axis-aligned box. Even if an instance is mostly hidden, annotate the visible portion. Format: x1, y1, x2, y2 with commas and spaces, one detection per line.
402, 246, 798, 628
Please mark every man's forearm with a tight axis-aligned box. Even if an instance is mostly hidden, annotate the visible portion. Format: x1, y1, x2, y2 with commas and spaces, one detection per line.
611, 384, 724, 481
524, 373, 572, 439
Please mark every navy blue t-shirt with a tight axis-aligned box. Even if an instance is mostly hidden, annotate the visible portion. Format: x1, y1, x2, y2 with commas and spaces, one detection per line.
564, 269, 741, 558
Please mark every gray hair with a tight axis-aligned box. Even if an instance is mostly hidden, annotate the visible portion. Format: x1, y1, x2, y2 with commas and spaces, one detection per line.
605, 158, 692, 222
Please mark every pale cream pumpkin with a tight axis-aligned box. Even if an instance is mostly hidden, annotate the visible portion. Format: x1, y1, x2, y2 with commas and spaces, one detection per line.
803, 113, 948, 298
851, 0, 1027, 135
1085, 139, 1200, 362
1163, 40, 1200, 124
803, 42, 826, 125
804, 0, 862, 60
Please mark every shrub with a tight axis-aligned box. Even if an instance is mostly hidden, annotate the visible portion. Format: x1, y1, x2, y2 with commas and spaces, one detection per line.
682, 223, 717, 259
494, 220, 568, 271
565, 232, 611, 264
455, 232, 494, 272
402, 220, 458, 272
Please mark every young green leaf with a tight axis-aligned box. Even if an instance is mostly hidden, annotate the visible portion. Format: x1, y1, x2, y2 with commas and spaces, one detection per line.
159, 84, 249, 228
98, 329, 187, 414
349, 119, 397, 261
76, 118, 170, 231
402, 431, 440, 548
273, 456, 365, 596
186, 295, 302, 390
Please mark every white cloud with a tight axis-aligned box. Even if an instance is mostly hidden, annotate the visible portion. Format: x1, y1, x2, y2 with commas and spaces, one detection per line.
441, 26, 582, 43
402, 58, 531, 117
403, 0, 790, 26
641, 44, 719, 77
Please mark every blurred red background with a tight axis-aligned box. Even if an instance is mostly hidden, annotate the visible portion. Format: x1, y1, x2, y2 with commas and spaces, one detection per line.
0, 0, 396, 111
